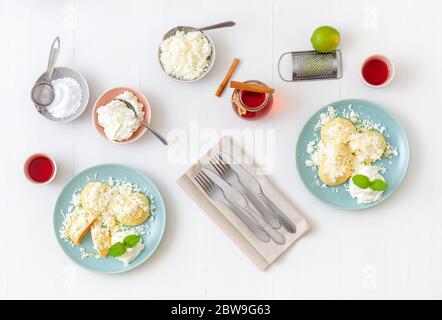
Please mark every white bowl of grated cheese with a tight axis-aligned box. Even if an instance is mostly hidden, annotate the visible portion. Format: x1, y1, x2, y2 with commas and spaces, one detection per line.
158, 27, 216, 82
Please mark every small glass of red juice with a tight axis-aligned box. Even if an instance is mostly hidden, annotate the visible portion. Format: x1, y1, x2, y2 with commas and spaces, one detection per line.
231, 80, 273, 120
361, 54, 395, 88
24, 153, 57, 184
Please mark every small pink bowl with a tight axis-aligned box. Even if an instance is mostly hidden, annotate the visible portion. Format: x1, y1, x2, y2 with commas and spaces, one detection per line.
93, 87, 151, 144
24, 153, 57, 184
360, 54, 395, 88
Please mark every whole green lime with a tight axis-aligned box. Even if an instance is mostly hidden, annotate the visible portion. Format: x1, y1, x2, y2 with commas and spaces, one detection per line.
310, 26, 340, 53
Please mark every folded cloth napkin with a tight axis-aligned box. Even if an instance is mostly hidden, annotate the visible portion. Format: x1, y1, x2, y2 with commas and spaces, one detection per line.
177, 136, 310, 270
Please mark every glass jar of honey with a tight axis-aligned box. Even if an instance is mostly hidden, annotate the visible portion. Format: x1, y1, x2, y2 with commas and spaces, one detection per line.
231, 80, 273, 120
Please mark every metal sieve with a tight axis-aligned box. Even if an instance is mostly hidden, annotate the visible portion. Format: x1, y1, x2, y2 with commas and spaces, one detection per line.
33, 67, 90, 122
31, 37, 60, 110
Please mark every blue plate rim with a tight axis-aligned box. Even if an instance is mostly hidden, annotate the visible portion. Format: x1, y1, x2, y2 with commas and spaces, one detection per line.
296, 99, 410, 211
53, 163, 167, 274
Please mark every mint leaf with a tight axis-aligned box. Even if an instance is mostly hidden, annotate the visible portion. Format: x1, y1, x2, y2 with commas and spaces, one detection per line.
108, 242, 126, 257
123, 234, 141, 248
352, 175, 370, 189
369, 179, 388, 191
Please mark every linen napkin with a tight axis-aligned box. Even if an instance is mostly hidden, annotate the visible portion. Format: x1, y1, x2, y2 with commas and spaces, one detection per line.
177, 136, 310, 270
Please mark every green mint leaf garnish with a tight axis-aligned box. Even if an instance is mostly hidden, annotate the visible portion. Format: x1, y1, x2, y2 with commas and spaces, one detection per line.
108, 242, 126, 257
369, 179, 388, 191
352, 175, 370, 189
123, 234, 141, 248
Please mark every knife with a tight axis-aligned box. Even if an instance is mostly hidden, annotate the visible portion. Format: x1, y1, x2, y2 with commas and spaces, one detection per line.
201, 168, 285, 245
219, 152, 297, 234
241, 187, 280, 229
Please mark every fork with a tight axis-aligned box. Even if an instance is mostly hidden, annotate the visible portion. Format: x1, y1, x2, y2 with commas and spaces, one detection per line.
210, 156, 280, 229
217, 153, 297, 234
194, 172, 269, 242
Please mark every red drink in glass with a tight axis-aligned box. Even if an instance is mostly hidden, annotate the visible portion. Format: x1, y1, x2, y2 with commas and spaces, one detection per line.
231, 80, 273, 120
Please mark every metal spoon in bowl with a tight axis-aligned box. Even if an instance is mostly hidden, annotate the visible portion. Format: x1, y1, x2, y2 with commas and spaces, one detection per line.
194, 21, 236, 32
114, 98, 168, 146
31, 37, 60, 112
162, 21, 236, 39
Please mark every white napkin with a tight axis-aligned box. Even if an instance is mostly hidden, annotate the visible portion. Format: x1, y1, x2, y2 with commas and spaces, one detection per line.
177, 136, 310, 270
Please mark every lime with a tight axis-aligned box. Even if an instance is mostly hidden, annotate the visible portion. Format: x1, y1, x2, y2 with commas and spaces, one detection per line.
310, 26, 340, 53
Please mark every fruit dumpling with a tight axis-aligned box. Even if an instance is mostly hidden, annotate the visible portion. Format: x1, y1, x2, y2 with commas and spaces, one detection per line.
80, 181, 109, 213
110, 192, 150, 226
317, 144, 354, 186
321, 118, 356, 145
67, 207, 98, 245
90, 217, 112, 257
349, 131, 386, 164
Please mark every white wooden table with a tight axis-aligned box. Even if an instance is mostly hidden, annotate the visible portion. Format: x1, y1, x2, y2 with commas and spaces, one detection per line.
0, 0, 440, 300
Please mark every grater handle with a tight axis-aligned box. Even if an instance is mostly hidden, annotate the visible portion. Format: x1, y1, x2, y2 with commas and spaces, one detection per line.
277, 51, 294, 82
335, 50, 343, 79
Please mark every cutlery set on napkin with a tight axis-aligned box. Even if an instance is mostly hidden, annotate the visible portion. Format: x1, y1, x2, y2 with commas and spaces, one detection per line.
196, 152, 294, 245
178, 136, 309, 270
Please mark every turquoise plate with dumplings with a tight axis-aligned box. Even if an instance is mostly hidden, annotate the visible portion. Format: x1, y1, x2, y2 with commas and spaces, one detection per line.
53, 164, 166, 273
296, 99, 409, 210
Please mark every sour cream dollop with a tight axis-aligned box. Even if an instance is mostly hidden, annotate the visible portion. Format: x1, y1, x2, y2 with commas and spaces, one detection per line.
111, 231, 145, 266
97, 91, 144, 141
349, 165, 385, 204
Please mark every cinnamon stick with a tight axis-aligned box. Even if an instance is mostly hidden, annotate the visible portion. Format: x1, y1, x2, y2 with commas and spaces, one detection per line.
229, 81, 275, 94
215, 58, 240, 97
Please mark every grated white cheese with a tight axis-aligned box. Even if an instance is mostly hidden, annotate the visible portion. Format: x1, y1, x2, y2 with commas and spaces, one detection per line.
80, 247, 100, 260
307, 141, 316, 154
343, 108, 360, 123
314, 106, 337, 131
385, 143, 399, 157
358, 119, 386, 134
305, 159, 315, 168
160, 31, 212, 80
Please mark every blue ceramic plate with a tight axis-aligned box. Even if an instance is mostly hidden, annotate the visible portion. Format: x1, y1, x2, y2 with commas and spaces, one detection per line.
53, 164, 166, 273
296, 99, 409, 210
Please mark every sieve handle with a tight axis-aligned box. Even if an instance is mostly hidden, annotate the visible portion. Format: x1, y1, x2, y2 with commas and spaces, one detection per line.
44, 37, 60, 82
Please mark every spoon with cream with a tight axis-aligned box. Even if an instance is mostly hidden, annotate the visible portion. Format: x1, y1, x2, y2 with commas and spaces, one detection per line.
114, 98, 168, 146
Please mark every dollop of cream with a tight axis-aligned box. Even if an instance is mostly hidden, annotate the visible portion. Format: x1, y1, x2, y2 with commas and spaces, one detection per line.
348, 165, 385, 204
97, 91, 144, 141
111, 231, 145, 266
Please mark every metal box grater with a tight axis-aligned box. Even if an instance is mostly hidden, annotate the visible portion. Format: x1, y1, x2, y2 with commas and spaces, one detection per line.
277, 50, 343, 81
